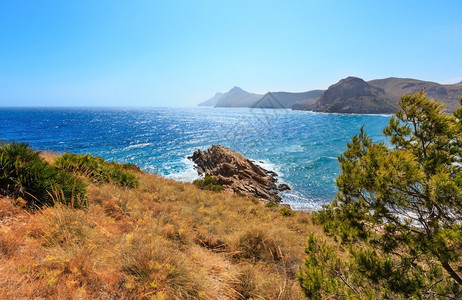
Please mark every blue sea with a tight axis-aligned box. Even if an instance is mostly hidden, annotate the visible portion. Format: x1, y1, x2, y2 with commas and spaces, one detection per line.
0, 107, 391, 210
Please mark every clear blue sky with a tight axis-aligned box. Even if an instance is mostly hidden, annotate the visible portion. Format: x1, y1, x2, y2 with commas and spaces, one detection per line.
1, 0, 461, 107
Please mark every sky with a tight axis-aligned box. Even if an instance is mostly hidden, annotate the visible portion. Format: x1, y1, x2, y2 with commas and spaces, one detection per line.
0, 0, 461, 107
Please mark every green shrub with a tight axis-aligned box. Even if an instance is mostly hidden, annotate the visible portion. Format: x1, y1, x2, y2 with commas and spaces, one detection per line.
265, 201, 278, 208
55, 153, 139, 188
193, 176, 223, 192
279, 207, 295, 216
0, 141, 87, 208
121, 163, 142, 173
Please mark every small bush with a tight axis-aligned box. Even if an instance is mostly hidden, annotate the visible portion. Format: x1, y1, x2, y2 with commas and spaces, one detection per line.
279, 207, 295, 217
265, 201, 278, 208
193, 176, 223, 192
0, 141, 87, 208
55, 153, 139, 188
121, 163, 142, 173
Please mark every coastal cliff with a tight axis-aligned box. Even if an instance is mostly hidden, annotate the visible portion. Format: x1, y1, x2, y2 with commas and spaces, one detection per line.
293, 76, 462, 113
294, 77, 398, 114
201, 77, 462, 113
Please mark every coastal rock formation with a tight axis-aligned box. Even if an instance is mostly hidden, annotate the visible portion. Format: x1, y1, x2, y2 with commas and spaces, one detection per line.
292, 76, 462, 114
200, 77, 462, 113
190, 145, 289, 202
295, 77, 398, 114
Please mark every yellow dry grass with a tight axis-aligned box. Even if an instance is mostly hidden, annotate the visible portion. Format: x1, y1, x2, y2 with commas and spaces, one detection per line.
0, 165, 325, 299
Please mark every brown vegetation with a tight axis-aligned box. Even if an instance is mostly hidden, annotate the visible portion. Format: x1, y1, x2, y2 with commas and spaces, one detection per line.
0, 154, 321, 299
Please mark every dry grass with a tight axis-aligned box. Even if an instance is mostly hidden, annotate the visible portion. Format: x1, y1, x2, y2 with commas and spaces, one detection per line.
0, 158, 325, 299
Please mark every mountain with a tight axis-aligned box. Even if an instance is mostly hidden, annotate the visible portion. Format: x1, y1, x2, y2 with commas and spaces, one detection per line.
201, 77, 462, 113
252, 90, 324, 109
368, 77, 462, 112
296, 77, 398, 114
214, 86, 263, 107
198, 92, 224, 106
199, 88, 324, 109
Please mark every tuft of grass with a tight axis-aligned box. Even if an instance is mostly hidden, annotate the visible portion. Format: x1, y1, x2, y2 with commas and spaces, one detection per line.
0, 142, 87, 208
193, 176, 223, 192
120, 233, 211, 298
234, 227, 283, 262
55, 153, 139, 188
0, 230, 23, 257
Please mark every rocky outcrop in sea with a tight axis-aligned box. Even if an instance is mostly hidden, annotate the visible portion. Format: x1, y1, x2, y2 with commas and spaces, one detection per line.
190, 145, 290, 203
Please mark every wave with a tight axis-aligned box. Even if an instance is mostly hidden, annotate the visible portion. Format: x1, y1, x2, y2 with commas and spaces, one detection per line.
282, 192, 328, 211
164, 157, 200, 182
254, 159, 283, 177
123, 143, 153, 151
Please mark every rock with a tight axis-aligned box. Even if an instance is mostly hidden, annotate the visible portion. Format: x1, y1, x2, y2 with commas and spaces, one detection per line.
277, 183, 291, 191
190, 145, 289, 203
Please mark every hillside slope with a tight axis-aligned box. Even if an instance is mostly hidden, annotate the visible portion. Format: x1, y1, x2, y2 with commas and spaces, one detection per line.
0, 151, 316, 299
368, 77, 462, 112
198, 92, 224, 106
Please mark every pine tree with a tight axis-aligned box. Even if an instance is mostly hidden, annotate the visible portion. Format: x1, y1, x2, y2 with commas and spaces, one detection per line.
299, 90, 462, 299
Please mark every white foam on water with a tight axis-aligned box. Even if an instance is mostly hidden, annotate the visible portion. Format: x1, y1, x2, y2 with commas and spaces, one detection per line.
123, 143, 153, 151
283, 192, 309, 200
254, 159, 283, 177
282, 192, 326, 211
164, 157, 200, 182
254, 159, 316, 209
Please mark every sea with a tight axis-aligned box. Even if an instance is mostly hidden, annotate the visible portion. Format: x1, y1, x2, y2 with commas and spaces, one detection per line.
0, 107, 391, 210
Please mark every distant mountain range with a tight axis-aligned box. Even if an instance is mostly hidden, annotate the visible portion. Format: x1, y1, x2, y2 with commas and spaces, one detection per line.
199, 77, 462, 114
213, 86, 263, 108
254, 90, 324, 109
198, 87, 324, 109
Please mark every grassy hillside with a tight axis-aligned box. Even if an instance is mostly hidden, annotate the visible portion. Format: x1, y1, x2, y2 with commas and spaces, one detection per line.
0, 149, 323, 299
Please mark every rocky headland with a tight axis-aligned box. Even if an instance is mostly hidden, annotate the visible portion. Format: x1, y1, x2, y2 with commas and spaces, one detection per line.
190, 145, 290, 203
201, 76, 462, 113
295, 76, 398, 114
